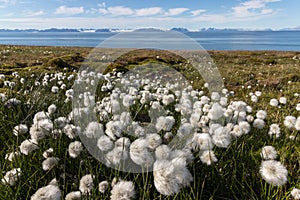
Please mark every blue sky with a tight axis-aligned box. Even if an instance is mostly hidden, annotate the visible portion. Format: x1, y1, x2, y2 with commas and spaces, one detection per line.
0, 0, 298, 29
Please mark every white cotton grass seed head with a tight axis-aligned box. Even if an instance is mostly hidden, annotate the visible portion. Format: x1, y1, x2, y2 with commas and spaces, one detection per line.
177, 123, 193, 137
279, 97, 287, 104
130, 139, 153, 167
153, 160, 179, 196
1, 168, 21, 186
268, 124, 281, 138
97, 135, 114, 152
155, 145, 171, 160
200, 150, 218, 165
295, 117, 300, 131
211, 92, 220, 101
260, 146, 278, 160
49, 178, 59, 186
163, 132, 173, 142
219, 97, 227, 106
0, 93, 6, 102
105, 120, 123, 140
253, 118, 265, 129
13, 124, 28, 136
155, 116, 175, 132
111, 177, 117, 187
162, 94, 175, 105
291, 188, 300, 200
193, 133, 213, 151
259, 160, 288, 186
251, 95, 258, 102
246, 115, 254, 123
230, 125, 244, 138
115, 137, 131, 149
296, 103, 300, 111
63, 124, 81, 139
42, 148, 54, 158
31, 184, 61, 200
48, 104, 57, 115
212, 127, 231, 148
146, 133, 162, 149
30, 119, 53, 142
84, 121, 103, 138
20, 139, 38, 155
208, 103, 224, 121
54, 117, 68, 129
33, 111, 49, 124
5, 151, 20, 161
110, 180, 135, 200
68, 141, 83, 158
65, 191, 81, 200
79, 174, 94, 195
42, 157, 59, 171
51, 86, 59, 94
99, 181, 109, 193
122, 94, 135, 107
270, 99, 279, 107
255, 91, 262, 96
153, 158, 193, 196
106, 147, 129, 166
256, 110, 267, 120
284, 116, 296, 129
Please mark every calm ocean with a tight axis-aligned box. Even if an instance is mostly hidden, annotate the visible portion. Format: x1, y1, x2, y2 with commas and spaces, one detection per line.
0, 31, 299, 51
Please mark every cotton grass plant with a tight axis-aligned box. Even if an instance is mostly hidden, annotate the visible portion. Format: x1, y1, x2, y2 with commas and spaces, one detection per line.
0, 47, 299, 200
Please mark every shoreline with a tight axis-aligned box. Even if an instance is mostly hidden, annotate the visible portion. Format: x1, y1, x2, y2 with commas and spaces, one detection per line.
1, 44, 299, 52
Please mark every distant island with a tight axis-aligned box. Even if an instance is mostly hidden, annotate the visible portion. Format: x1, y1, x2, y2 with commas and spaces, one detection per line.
0, 27, 300, 33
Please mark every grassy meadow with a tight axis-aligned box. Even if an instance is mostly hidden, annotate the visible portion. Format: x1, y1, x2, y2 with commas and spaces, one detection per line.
0, 45, 299, 200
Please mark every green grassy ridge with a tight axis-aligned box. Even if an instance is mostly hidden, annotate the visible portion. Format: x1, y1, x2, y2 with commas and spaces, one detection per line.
1, 45, 299, 89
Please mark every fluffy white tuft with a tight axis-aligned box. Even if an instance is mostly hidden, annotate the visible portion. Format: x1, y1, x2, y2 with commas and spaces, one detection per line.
84, 121, 103, 138
13, 124, 28, 136
98, 181, 109, 194
1, 168, 21, 186
79, 174, 94, 195
200, 150, 218, 165
97, 135, 114, 151
65, 191, 81, 200
260, 146, 278, 160
20, 139, 38, 155
259, 160, 288, 186
284, 116, 296, 129
110, 180, 135, 200
31, 184, 61, 200
42, 157, 59, 171
291, 188, 300, 200
68, 141, 83, 158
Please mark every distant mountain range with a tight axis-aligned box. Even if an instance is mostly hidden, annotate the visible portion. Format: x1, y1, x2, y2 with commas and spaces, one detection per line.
0, 27, 300, 33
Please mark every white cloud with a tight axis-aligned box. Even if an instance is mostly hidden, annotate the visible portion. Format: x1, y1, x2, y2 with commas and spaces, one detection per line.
55, 6, 84, 15
232, 0, 279, 18
135, 7, 163, 16
26, 10, 44, 17
0, 0, 16, 7
190, 9, 206, 16
97, 5, 188, 17
164, 8, 189, 16
98, 2, 106, 8
100, 6, 134, 16
264, 0, 280, 2
98, 8, 109, 15
0, 0, 11, 3
261, 8, 273, 14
